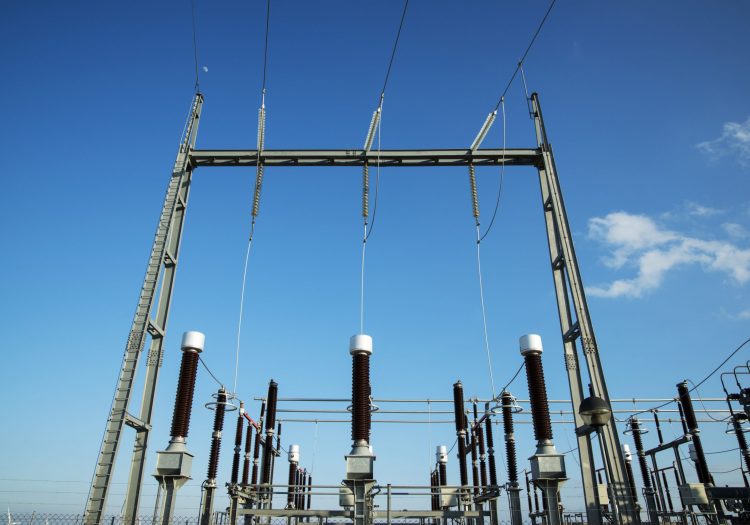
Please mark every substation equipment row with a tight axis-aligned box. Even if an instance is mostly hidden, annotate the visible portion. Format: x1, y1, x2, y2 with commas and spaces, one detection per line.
82, 91, 750, 525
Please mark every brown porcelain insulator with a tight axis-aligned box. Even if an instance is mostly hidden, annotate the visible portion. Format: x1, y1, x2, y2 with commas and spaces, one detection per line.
306, 474, 312, 510
287, 462, 297, 506
251, 427, 261, 486
230, 407, 244, 484
265, 381, 278, 431
677, 382, 699, 431
242, 425, 253, 486
170, 349, 200, 438
484, 415, 498, 487
352, 353, 371, 442
630, 418, 653, 490
523, 353, 553, 441
501, 392, 519, 484
207, 388, 227, 481
477, 425, 488, 490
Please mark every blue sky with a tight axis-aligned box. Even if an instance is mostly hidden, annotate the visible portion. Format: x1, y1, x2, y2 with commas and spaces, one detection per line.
1, 0, 749, 518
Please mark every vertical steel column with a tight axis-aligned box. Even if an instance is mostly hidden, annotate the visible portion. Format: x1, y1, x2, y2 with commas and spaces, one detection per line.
531, 92, 634, 524
85, 92, 203, 525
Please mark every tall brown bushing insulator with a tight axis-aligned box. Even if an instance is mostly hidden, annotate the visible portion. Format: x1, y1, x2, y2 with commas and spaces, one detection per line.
436, 445, 448, 486
170, 332, 204, 440
286, 444, 299, 508
251, 426, 261, 487
207, 387, 228, 482
521, 342, 552, 442
351, 337, 372, 443
732, 414, 750, 474
621, 444, 639, 506
230, 402, 245, 484
677, 381, 712, 484
453, 381, 470, 487
501, 391, 519, 484
299, 470, 307, 510
242, 423, 253, 486
286, 462, 297, 507
430, 470, 437, 510
484, 414, 498, 488
260, 380, 278, 486
470, 427, 480, 497
477, 424, 488, 490
629, 418, 652, 490
306, 474, 312, 510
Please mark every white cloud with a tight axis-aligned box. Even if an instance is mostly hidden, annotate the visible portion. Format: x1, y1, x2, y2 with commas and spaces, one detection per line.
739, 309, 750, 320
697, 117, 750, 167
587, 212, 750, 298
686, 201, 723, 217
723, 222, 749, 239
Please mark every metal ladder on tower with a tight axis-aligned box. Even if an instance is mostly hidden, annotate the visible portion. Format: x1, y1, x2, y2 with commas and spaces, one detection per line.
84, 92, 204, 525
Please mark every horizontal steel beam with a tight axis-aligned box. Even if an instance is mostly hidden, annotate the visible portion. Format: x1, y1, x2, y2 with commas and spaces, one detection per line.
190, 148, 541, 168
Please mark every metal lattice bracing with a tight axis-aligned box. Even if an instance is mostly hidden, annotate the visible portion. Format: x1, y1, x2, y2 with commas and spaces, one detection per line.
84, 93, 203, 525
530, 93, 637, 524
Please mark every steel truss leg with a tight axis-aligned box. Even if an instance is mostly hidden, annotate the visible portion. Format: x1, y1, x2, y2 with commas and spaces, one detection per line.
84, 93, 204, 525
531, 92, 638, 525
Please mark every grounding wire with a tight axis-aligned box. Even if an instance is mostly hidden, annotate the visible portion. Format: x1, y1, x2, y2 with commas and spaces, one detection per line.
379, 0, 410, 101
628, 336, 750, 418
200, 356, 225, 389
500, 362, 526, 395
359, 0, 408, 330
706, 447, 740, 455
232, 0, 272, 395
475, 226, 497, 400
261, 0, 271, 99
478, 98, 506, 242
492, 0, 557, 112
689, 378, 730, 423
190, 0, 200, 92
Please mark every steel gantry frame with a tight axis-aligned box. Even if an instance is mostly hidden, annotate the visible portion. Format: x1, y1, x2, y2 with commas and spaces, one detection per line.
86, 92, 636, 525
84, 93, 203, 525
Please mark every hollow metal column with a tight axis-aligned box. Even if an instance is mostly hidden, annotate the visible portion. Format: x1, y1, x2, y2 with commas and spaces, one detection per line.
531, 92, 635, 524
85, 92, 204, 525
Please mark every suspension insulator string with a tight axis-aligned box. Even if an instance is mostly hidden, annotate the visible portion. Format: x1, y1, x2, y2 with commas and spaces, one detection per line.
468, 163, 480, 225
467, 161, 497, 401
233, 97, 268, 396
479, 97, 506, 242
362, 163, 370, 219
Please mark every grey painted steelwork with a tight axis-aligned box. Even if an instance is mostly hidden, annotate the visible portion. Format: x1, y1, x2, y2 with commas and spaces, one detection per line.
190, 148, 539, 168
84, 92, 203, 525
530, 92, 637, 524
87, 91, 634, 525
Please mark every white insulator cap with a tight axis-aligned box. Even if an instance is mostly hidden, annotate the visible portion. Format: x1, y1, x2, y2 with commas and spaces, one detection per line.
349, 334, 373, 356
519, 334, 543, 356
288, 444, 300, 463
181, 331, 205, 353
436, 445, 448, 464
622, 444, 632, 461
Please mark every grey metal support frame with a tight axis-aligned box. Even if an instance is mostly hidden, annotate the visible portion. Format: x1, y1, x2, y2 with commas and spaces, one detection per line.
530, 92, 638, 524
85, 93, 204, 525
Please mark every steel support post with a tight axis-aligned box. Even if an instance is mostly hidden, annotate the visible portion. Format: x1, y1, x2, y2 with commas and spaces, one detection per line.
531, 92, 637, 524
85, 92, 203, 525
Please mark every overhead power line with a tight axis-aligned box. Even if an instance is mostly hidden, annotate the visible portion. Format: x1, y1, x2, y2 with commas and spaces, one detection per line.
493, 0, 557, 111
